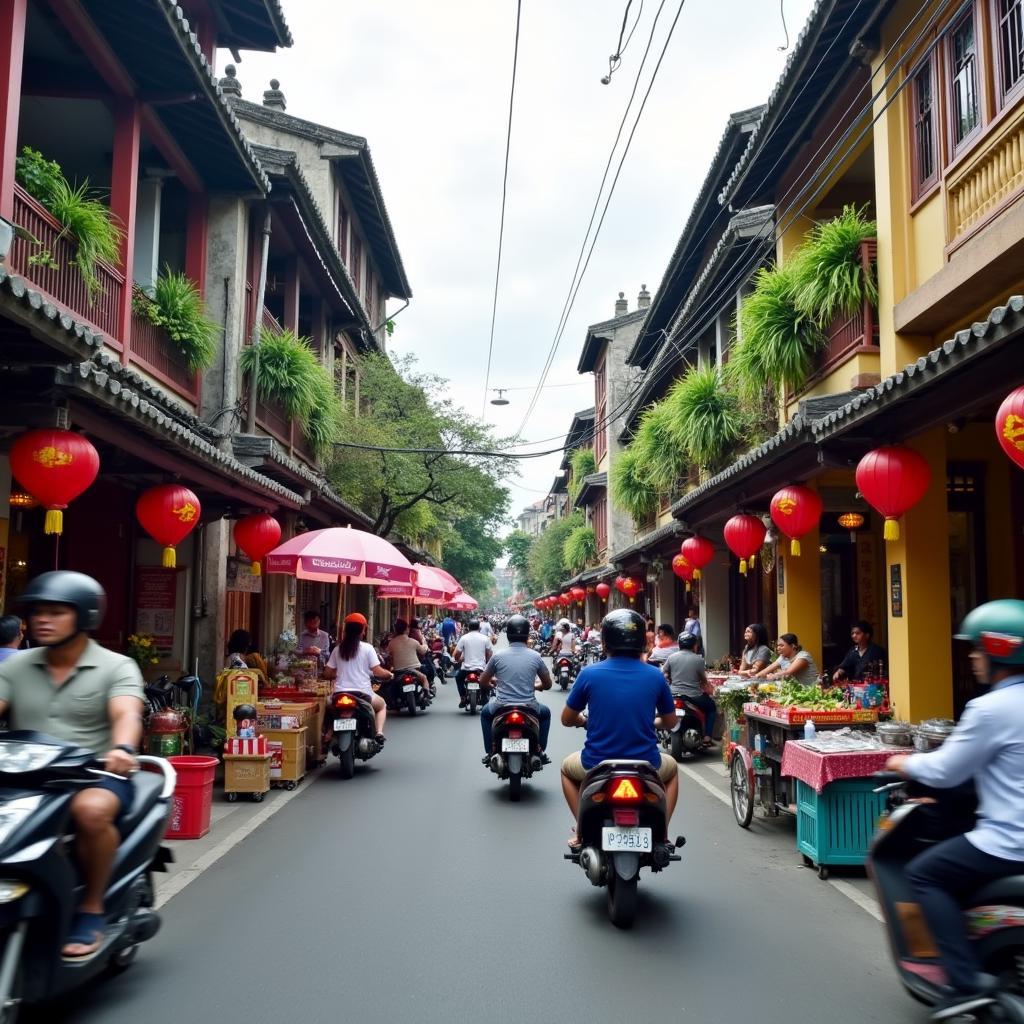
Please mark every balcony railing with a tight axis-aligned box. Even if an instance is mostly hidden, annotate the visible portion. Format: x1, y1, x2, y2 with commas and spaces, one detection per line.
8, 183, 124, 346
129, 308, 199, 403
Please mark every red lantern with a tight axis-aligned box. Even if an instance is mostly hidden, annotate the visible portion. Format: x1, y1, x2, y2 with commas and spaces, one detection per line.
136, 484, 202, 568
855, 446, 931, 542
233, 513, 281, 576
620, 576, 641, 603
9, 429, 100, 535
571, 586, 586, 602
723, 514, 767, 575
595, 581, 611, 601
586, 585, 596, 594
770, 485, 823, 556
680, 536, 714, 580
671, 553, 694, 580
614, 575, 627, 593
997, 385, 1024, 471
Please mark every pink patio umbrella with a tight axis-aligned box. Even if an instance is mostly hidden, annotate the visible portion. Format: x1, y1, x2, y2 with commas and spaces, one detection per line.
377, 564, 462, 605
445, 591, 479, 612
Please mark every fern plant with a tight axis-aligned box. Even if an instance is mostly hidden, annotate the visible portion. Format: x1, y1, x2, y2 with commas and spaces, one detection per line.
568, 447, 597, 499
631, 401, 689, 495
609, 446, 658, 523
663, 365, 745, 472
135, 270, 219, 371
563, 524, 598, 572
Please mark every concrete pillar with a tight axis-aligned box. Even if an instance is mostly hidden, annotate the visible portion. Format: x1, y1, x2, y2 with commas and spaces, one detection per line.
699, 548, 730, 662
132, 175, 165, 294
885, 426, 952, 721
192, 520, 230, 685
654, 571, 676, 629
776, 525, 823, 663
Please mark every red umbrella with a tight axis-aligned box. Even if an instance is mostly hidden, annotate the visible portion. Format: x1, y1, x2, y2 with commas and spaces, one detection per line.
446, 592, 479, 611
265, 526, 415, 585
378, 564, 461, 605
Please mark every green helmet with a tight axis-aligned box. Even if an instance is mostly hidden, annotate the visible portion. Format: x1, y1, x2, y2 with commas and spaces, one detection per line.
955, 599, 1024, 667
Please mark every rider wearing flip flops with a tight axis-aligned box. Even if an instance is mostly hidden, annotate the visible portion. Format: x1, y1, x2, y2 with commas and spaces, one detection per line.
0, 572, 145, 960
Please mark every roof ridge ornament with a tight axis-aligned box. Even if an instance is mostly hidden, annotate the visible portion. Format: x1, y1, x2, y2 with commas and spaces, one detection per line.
220, 64, 241, 98
263, 78, 286, 111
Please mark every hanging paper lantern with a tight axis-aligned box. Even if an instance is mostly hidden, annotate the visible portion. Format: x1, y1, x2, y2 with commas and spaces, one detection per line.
680, 536, 714, 580
723, 514, 767, 575
855, 446, 931, 542
571, 586, 586, 602
620, 576, 641, 603
770, 485, 823, 556
614, 575, 627, 593
136, 484, 202, 568
9, 429, 100, 536
595, 581, 611, 601
997, 386, 1024, 471
586, 585, 596, 594
671, 553, 692, 580
233, 513, 281, 576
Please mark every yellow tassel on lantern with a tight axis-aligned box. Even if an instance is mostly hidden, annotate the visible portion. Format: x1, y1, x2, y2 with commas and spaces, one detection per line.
883, 519, 900, 541
44, 509, 63, 535
750, 552, 757, 568
739, 559, 748, 575
791, 538, 801, 556
251, 561, 262, 575
162, 546, 176, 568
694, 569, 702, 580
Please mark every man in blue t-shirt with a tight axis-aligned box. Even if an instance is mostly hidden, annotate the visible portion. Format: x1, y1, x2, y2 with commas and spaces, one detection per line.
560, 609, 679, 830
440, 616, 458, 647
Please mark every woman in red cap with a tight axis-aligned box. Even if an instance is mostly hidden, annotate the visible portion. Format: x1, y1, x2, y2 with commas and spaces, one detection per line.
324, 612, 392, 742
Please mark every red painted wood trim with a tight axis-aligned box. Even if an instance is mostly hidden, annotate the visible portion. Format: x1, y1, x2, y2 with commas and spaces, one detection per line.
111, 99, 141, 361
283, 255, 299, 333
0, 0, 28, 222
185, 192, 209, 296
47, 0, 133, 97
139, 107, 203, 194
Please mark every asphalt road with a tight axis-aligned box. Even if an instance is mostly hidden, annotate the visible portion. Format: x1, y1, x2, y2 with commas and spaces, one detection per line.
54, 648, 916, 1024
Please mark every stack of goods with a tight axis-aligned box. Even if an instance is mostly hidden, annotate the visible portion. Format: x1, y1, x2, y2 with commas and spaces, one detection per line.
223, 704, 272, 802
257, 699, 312, 788
744, 681, 885, 725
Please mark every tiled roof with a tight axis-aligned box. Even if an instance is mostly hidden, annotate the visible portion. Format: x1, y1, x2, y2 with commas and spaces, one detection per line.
610, 519, 686, 564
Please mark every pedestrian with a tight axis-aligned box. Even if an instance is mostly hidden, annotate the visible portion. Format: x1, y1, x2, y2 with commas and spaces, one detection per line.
0, 615, 23, 663
647, 623, 676, 667
226, 629, 251, 670
682, 606, 702, 654
298, 610, 330, 670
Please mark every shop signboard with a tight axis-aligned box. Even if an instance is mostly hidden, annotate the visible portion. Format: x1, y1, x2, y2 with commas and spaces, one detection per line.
227, 556, 262, 593
134, 566, 176, 649
890, 563, 903, 618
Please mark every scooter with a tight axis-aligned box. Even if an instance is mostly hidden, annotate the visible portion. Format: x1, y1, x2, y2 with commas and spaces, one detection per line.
383, 669, 430, 716
565, 759, 684, 929
0, 731, 175, 1020
463, 670, 491, 715
554, 655, 576, 691
325, 691, 383, 780
430, 647, 453, 680
868, 774, 1024, 1022
659, 695, 707, 761
486, 704, 543, 802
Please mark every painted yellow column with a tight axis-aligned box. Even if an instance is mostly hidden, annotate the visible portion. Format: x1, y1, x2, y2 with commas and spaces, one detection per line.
885, 426, 952, 721
776, 523, 823, 660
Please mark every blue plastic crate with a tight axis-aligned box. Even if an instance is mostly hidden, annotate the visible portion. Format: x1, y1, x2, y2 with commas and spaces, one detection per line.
795, 777, 888, 871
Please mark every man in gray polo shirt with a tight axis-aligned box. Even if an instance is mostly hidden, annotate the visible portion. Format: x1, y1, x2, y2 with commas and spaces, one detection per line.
0, 572, 144, 960
478, 615, 552, 762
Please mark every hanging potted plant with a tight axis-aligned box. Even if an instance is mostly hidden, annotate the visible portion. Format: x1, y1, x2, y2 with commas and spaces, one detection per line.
663, 364, 746, 474
609, 446, 658, 524
133, 269, 220, 371
563, 524, 598, 572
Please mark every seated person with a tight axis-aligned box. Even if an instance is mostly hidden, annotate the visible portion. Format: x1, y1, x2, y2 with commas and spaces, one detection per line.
324, 613, 391, 741
225, 628, 251, 670
736, 623, 773, 677
662, 633, 717, 745
832, 620, 887, 682
384, 619, 429, 695
754, 633, 820, 684
647, 623, 677, 667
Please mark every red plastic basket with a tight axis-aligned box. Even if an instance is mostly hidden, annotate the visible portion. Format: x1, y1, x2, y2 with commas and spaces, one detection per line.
164, 755, 218, 840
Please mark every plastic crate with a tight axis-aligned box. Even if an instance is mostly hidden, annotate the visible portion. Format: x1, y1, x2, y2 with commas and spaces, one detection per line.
795, 777, 888, 872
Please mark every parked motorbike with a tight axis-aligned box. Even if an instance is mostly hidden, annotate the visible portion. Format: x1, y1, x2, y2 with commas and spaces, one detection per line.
659, 695, 707, 761
554, 655, 576, 691
0, 732, 175, 1020
463, 670, 491, 715
486, 704, 543, 801
325, 691, 383, 780
565, 759, 683, 929
868, 774, 1024, 1022
580, 640, 602, 665
383, 668, 430, 716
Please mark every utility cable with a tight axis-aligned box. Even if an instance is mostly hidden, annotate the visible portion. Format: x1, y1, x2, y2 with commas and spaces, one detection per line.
481, 0, 524, 420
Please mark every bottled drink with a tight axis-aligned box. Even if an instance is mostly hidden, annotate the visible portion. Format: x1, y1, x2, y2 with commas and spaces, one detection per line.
803, 719, 817, 740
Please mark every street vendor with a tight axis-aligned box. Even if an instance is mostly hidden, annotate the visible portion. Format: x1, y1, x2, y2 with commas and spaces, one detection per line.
831, 620, 887, 682
736, 623, 773, 677
298, 610, 331, 669
754, 633, 820, 684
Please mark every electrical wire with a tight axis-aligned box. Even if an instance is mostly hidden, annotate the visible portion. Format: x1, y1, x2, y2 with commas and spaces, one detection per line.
480, 0, 524, 420
778, 0, 790, 51
605, 0, 645, 82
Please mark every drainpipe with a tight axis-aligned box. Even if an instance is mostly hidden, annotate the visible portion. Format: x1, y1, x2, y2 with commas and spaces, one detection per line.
245, 207, 273, 434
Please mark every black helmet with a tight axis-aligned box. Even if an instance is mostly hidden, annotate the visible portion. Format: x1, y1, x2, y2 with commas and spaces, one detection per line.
18, 571, 106, 632
506, 614, 530, 642
601, 608, 646, 655
233, 703, 257, 722
677, 632, 698, 650
467, 619, 480, 631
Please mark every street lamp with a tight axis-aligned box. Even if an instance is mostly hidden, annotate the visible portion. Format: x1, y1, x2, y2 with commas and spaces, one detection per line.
490, 389, 509, 406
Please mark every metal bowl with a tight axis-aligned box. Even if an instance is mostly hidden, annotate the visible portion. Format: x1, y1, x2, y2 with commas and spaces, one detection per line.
876, 720, 914, 747
913, 718, 956, 751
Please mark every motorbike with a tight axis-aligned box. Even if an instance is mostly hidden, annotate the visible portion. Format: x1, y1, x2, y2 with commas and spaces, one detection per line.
430, 647, 453, 680
659, 694, 708, 761
0, 732, 175, 1020
462, 669, 491, 715
868, 774, 1024, 1022
553, 655, 576, 691
325, 691, 383, 780
565, 759, 684, 929
383, 668, 431, 716
580, 640, 602, 665
486, 704, 543, 801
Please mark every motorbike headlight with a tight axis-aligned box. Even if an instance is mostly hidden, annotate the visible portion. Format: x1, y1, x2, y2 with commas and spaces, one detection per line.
0, 742, 61, 774
0, 880, 29, 904
0, 796, 44, 847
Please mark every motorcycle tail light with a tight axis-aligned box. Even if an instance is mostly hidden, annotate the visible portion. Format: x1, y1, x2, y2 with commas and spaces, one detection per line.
613, 809, 639, 827
508, 729, 522, 740
506, 711, 524, 724
674, 699, 684, 709
334, 694, 357, 708
468, 673, 478, 682
608, 777, 642, 803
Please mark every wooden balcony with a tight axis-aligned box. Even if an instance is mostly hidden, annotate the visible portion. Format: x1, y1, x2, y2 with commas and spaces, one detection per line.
129, 305, 199, 403
8, 183, 124, 347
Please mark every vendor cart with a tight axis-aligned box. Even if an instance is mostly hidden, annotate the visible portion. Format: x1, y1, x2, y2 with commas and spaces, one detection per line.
728, 703, 880, 833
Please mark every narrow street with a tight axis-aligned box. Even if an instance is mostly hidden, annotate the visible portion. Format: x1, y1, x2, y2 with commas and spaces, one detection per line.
55, 651, 910, 1024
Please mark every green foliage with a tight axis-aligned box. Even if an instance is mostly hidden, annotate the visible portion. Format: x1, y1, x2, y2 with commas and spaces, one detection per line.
663, 365, 745, 472
609, 447, 658, 523
791, 205, 877, 325
15, 147, 63, 205
504, 530, 536, 589
568, 448, 597, 499
731, 264, 824, 401
439, 515, 506, 597
630, 401, 689, 495
239, 328, 342, 456
527, 511, 582, 593
135, 270, 219, 371
563, 524, 598, 573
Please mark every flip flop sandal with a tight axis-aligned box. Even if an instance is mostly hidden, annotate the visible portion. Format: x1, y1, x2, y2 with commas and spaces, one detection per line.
567, 826, 582, 851
62, 911, 106, 960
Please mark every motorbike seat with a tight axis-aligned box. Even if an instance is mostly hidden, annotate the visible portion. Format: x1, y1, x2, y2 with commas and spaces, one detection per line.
118, 770, 165, 838
494, 705, 540, 728
968, 875, 1024, 906
583, 759, 663, 786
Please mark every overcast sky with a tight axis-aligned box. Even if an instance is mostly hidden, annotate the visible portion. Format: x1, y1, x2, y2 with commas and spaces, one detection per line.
219, 0, 816, 539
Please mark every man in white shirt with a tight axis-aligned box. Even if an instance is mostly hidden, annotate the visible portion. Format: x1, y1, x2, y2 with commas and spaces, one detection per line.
454, 619, 492, 708
479, 617, 493, 640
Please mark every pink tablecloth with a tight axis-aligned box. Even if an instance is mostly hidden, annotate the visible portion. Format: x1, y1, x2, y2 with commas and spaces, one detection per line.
781, 741, 892, 794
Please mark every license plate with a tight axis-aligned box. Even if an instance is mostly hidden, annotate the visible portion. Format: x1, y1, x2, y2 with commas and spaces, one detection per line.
560, 668, 569, 676
501, 738, 530, 753
402, 683, 416, 692
333, 718, 357, 732
601, 826, 652, 852
467, 682, 480, 691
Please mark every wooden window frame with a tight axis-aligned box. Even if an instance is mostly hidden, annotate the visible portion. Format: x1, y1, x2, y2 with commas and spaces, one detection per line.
351, 235, 362, 295
910, 51, 941, 203
593, 353, 608, 466
593, 494, 608, 555
945, 3, 985, 159
338, 204, 349, 264
991, 0, 1024, 109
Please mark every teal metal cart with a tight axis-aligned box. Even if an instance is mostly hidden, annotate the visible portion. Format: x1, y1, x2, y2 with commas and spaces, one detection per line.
795, 777, 889, 879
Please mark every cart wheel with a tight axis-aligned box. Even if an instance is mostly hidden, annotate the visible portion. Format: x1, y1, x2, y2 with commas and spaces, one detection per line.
730, 753, 754, 829
818, 865, 829, 880
802, 854, 813, 868
252, 792, 264, 803
286, 781, 296, 791
226, 791, 238, 803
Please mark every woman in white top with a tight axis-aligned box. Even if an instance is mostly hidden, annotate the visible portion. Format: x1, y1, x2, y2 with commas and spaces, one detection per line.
325, 612, 392, 740
754, 633, 820, 686
552, 624, 576, 657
